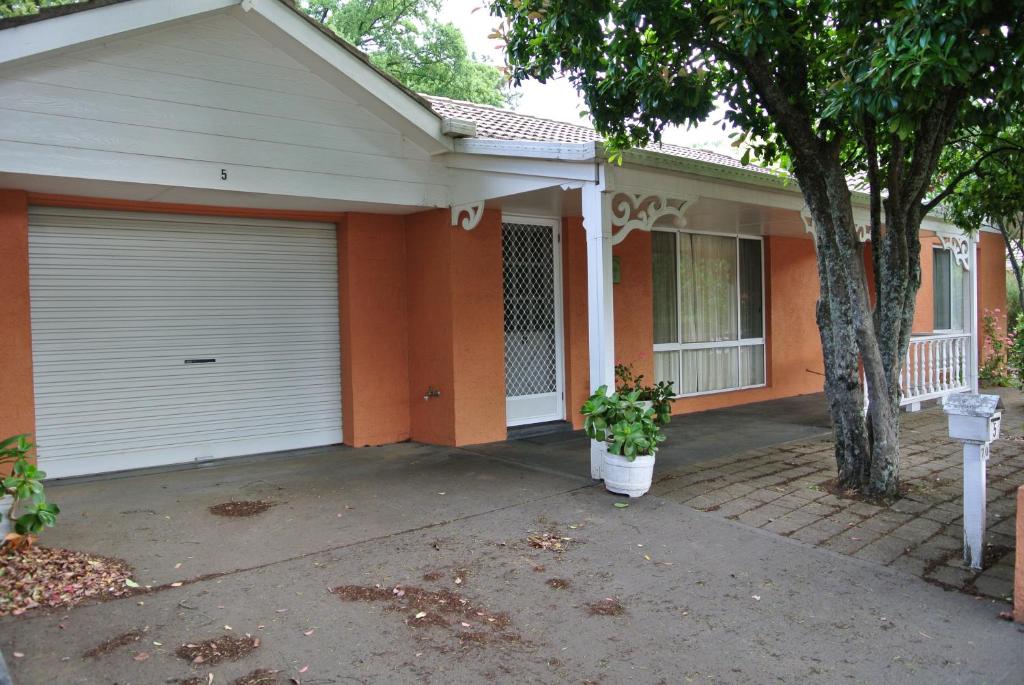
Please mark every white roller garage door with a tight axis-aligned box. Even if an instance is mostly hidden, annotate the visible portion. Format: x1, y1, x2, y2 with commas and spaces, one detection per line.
28, 207, 342, 478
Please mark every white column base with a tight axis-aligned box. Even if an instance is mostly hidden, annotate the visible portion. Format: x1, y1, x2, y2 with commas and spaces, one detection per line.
962, 442, 989, 570
590, 440, 606, 480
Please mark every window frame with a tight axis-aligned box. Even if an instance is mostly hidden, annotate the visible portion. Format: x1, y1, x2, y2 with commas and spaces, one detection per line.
932, 245, 966, 333
652, 227, 767, 398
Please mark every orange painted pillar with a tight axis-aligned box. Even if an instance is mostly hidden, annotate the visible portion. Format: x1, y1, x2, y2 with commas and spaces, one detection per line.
613, 231, 655, 386
0, 190, 35, 457
978, 231, 1008, 357
404, 209, 506, 446
338, 214, 411, 446
562, 217, 589, 429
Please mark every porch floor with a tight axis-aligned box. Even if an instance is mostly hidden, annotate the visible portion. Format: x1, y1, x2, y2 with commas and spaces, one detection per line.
2, 394, 1021, 684
473, 391, 832, 478
652, 387, 1024, 603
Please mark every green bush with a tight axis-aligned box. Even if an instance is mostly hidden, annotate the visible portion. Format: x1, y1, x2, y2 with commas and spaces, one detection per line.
1, 434, 60, 536
581, 385, 667, 460
614, 363, 675, 426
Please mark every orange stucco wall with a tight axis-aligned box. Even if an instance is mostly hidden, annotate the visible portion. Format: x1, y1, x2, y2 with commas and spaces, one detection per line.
912, 233, 939, 334
450, 210, 507, 445
562, 217, 590, 428
338, 214, 410, 446
0, 190, 34, 456
560, 224, 824, 423
978, 231, 1008, 354
4, 189, 1010, 462
404, 209, 506, 446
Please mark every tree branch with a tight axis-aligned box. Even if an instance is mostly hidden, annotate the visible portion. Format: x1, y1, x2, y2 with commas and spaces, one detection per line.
922, 145, 1020, 213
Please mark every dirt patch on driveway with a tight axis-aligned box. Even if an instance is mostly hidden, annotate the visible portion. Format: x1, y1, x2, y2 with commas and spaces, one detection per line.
230, 668, 279, 684
175, 635, 260, 665
586, 598, 625, 616
331, 583, 516, 643
527, 530, 572, 552
208, 501, 273, 517
545, 578, 571, 590
83, 629, 146, 658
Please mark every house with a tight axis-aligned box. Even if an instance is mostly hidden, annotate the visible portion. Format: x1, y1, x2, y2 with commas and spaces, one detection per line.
0, 0, 1006, 478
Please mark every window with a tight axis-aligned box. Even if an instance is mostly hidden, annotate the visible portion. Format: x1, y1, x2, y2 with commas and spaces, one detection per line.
933, 247, 965, 331
652, 231, 765, 396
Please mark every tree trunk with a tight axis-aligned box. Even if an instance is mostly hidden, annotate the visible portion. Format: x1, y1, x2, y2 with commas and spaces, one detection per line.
798, 166, 912, 500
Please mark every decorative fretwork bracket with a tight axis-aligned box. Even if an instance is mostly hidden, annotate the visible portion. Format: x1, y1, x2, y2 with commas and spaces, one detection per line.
800, 209, 870, 242
451, 202, 485, 231
609, 193, 694, 246
940, 234, 971, 270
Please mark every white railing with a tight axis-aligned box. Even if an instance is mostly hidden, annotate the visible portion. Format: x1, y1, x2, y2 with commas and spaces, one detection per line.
900, 333, 972, 407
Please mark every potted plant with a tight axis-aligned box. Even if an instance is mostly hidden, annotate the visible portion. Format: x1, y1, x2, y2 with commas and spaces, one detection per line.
581, 372, 675, 497
1, 434, 59, 545
614, 364, 675, 425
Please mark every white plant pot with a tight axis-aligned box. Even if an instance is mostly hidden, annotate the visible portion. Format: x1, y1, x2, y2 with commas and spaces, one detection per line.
0, 494, 13, 541
603, 451, 655, 498
590, 440, 607, 480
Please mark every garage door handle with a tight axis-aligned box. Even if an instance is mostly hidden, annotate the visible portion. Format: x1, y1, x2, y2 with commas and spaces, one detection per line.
184, 358, 216, 364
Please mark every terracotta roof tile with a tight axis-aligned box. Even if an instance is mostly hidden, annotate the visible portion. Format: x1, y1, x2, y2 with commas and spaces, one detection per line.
425, 95, 773, 175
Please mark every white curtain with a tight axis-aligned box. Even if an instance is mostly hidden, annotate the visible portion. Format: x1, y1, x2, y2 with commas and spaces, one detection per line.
652, 232, 678, 344
679, 234, 737, 343
950, 262, 965, 330
741, 344, 766, 387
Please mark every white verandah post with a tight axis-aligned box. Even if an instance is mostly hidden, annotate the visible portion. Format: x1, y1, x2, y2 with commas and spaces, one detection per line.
581, 182, 615, 480
969, 233, 980, 393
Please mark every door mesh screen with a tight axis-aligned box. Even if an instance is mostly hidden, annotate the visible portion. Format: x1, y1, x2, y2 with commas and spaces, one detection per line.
502, 222, 557, 397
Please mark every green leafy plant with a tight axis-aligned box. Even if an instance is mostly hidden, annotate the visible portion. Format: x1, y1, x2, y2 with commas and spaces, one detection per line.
1, 434, 60, 537
1006, 312, 1024, 390
581, 386, 667, 461
614, 363, 675, 426
979, 309, 1011, 387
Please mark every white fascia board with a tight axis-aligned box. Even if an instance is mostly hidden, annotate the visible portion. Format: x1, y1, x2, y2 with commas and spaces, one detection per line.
0, 0, 239, 67
238, 0, 450, 156
612, 149, 956, 227
446, 153, 596, 183
448, 168, 587, 207
454, 138, 597, 162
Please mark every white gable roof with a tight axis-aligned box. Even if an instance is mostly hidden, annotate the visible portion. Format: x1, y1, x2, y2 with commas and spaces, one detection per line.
0, 0, 451, 155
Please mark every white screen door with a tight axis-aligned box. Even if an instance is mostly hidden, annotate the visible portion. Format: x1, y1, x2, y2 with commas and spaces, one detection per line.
502, 217, 564, 426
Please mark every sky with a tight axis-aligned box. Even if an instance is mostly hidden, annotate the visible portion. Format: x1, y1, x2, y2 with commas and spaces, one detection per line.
438, 0, 738, 155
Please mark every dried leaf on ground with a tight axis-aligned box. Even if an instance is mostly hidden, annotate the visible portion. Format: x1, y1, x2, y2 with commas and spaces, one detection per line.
175, 635, 259, 666
0, 546, 135, 617
527, 531, 572, 552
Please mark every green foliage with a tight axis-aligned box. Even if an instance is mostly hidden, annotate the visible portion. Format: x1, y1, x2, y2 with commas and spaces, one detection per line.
581, 386, 667, 460
614, 363, 674, 426
491, 1, 1023, 176
303, 0, 507, 105
1, 434, 59, 536
0, 0, 85, 19
1008, 271, 1021, 324
979, 309, 1011, 386
1008, 313, 1024, 389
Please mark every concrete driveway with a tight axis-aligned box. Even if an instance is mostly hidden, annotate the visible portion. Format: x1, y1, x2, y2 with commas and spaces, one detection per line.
2, 401, 1021, 684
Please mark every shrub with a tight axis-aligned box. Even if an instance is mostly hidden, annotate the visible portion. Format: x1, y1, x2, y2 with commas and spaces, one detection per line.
1, 434, 60, 537
581, 385, 667, 460
979, 309, 1012, 387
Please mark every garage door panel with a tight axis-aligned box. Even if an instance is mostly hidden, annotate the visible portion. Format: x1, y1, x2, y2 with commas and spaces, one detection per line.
29, 207, 343, 478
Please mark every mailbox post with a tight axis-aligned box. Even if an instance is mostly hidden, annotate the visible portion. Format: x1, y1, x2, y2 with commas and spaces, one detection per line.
943, 393, 1002, 570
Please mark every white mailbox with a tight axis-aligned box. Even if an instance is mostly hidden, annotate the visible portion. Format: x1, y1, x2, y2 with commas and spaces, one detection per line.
945, 394, 1002, 442
943, 393, 1002, 570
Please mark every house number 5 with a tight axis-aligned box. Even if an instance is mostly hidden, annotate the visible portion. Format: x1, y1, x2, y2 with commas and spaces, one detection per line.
221, 169, 228, 181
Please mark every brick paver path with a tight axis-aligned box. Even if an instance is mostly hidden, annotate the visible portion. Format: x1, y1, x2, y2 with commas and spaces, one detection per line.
652, 392, 1024, 602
